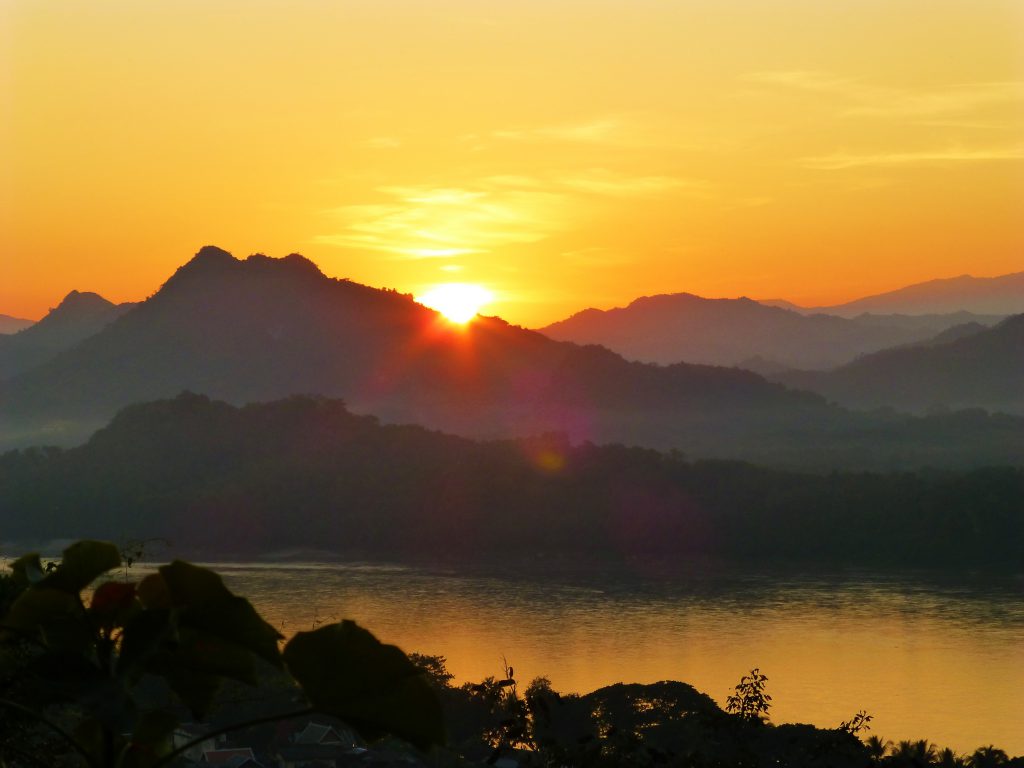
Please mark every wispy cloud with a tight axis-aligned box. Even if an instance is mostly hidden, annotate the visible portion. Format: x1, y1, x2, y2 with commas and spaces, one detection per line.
800, 145, 1024, 170
491, 118, 626, 145
316, 171, 709, 258
316, 184, 568, 258
741, 70, 1024, 119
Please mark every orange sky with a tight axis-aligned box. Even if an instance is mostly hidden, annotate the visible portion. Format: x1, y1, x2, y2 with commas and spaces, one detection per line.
3, 0, 1023, 326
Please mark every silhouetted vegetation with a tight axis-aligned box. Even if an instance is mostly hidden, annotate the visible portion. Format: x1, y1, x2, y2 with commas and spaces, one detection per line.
3, 545, 1021, 767
0, 541, 442, 767
1, 394, 1021, 569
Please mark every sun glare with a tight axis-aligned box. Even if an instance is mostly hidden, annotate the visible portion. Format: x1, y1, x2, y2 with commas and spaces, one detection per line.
417, 283, 493, 324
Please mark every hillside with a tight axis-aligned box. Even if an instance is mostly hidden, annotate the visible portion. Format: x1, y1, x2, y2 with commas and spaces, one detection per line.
775, 314, 1024, 413
0, 246, 822, 455
2, 393, 1020, 568
0, 314, 34, 335
765, 271, 1024, 317
0, 290, 132, 379
538, 293, 994, 369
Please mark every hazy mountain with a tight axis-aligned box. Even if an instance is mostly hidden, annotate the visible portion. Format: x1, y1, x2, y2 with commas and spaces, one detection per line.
0, 314, 33, 334
0, 290, 133, 379
775, 314, 1024, 413
2, 393, 1020, 568
763, 271, 1024, 317
1, 246, 823, 454
2, 247, 1021, 470
537, 293, 996, 369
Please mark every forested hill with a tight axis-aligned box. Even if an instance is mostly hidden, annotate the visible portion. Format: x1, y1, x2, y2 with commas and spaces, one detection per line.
0, 246, 817, 448
2, 393, 1021, 569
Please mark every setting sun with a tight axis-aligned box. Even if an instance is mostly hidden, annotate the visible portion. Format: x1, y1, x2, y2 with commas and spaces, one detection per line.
417, 283, 494, 324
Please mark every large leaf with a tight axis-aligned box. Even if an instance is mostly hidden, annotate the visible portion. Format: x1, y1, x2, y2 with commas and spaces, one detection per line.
8, 553, 44, 586
2, 586, 92, 651
158, 561, 283, 668
41, 540, 121, 594
284, 620, 445, 751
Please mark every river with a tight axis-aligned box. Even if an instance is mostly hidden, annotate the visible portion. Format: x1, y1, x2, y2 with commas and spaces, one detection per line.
147, 559, 1024, 755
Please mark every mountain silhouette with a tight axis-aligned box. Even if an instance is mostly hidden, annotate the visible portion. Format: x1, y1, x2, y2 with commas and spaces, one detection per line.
1, 247, 829, 453
3, 393, 1021, 563
2, 247, 1021, 469
0, 290, 134, 380
774, 314, 1024, 413
0, 314, 34, 335
538, 293, 996, 369
762, 271, 1024, 317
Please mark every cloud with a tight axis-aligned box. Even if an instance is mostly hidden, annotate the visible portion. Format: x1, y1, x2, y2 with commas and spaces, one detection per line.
741, 70, 1024, 119
316, 171, 709, 257
316, 183, 572, 259
800, 145, 1024, 170
491, 118, 625, 145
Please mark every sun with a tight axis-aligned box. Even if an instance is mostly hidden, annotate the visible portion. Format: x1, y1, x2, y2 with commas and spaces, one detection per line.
417, 283, 494, 324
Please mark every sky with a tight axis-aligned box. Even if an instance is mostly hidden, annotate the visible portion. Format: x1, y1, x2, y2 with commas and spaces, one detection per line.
3, 0, 1023, 326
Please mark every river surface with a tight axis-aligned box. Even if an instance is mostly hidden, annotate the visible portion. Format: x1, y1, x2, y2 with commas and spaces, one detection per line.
147, 559, 1024, 755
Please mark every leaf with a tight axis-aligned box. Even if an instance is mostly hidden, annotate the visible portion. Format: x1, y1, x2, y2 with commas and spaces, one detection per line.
146, 650, 222, 720
90, 581, 137, 629
117, 609, 173, 680
284, 620, 445, 751
9, 553, 44, 586
2, 586, 92, 651
158, 561, 283, 668
42, 541, 121, 594
176, 628, 258, 686
136, 573, 171, 610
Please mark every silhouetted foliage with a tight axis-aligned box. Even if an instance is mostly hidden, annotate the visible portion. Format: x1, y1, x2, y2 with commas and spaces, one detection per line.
0, 541, 443, 767
1, 394, 1021, 569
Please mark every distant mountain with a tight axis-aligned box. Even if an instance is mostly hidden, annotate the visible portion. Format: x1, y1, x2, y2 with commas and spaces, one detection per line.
1, 393, 1020, 568
0, 314, 33, 334
0, 290, 134, 380
537, 293, 997, 369
764, 272, 1024, 317
1, 246, 1021, 470
1, 246, 826, 457
775, 314, 1024, 413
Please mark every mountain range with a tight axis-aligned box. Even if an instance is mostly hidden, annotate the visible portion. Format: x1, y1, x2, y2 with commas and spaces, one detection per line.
1, 246, 1021, 469
2, 393, 1020, 566
0, 314, 34, 335
761, 271, 1024, 317
538, 293, 1001, 370
774, 314, 1024, 414
0, 290, 133, 379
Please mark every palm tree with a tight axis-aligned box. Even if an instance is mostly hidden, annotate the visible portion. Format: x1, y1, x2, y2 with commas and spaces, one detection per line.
865, 735, 891, 763
890, 739, 938, 767
969, 746, 1008, 768
936, 747, 966, 768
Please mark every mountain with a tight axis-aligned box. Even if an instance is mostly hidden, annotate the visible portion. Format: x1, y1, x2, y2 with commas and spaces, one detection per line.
537, 293, 997, 370
0, 314, 34, 334
764, 272, 1024, 317
1, 246, 826, 455
774, 314, 1024, 413
1, 247, 1021, 470
2, 394, 1021, 568
0, 290, 134, 379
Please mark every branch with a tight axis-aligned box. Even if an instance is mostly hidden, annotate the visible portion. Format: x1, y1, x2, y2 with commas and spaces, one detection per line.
151, 707, 316, 768
0, 699, 97, 768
